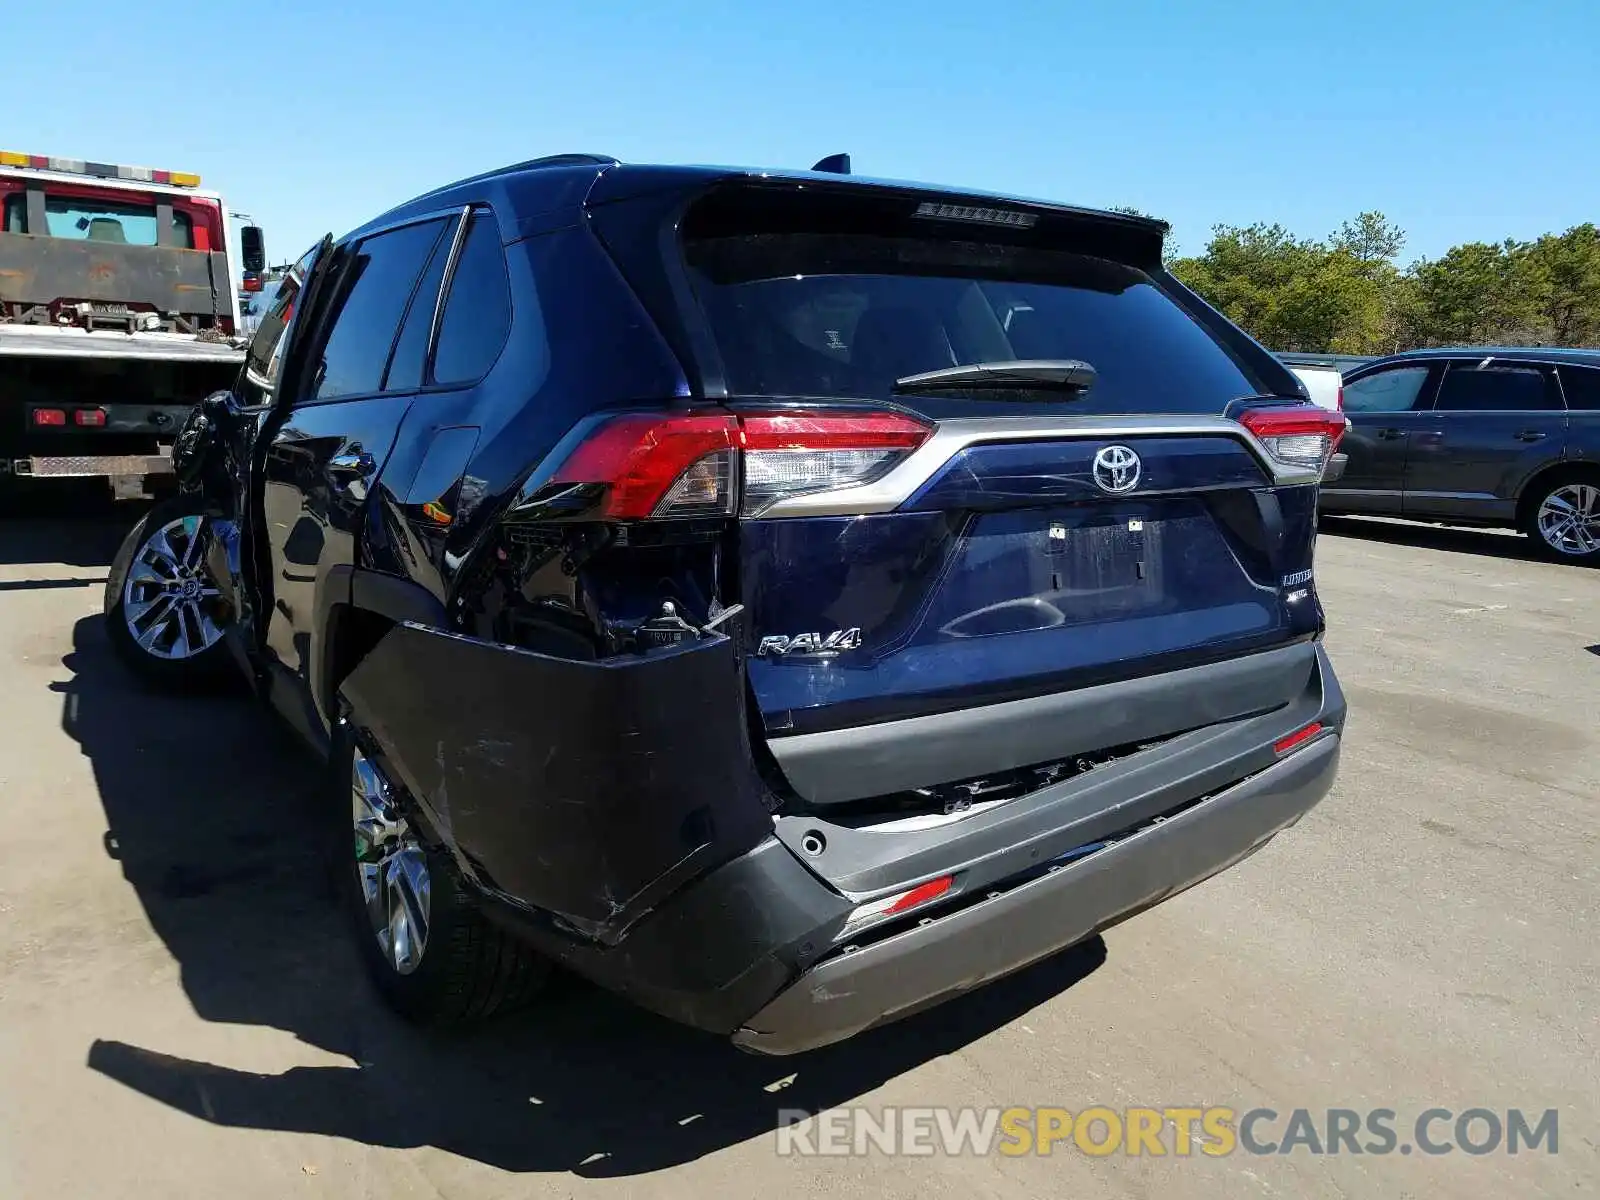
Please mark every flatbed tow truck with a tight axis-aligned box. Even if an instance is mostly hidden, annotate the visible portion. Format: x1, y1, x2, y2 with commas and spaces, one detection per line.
0, 149, 264, 502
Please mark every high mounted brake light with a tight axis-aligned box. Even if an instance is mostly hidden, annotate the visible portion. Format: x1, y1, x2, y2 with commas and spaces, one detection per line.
0, 150, 201, 188
547, 411, 932, 520
1237, 405, 1347, 481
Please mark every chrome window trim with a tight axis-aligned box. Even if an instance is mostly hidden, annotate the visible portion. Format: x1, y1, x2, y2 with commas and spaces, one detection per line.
752, 414, 1316, 519
426, 205, 476, 366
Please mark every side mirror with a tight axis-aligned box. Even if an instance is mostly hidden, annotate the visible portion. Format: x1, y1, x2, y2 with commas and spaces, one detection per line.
240, 225, 266, 274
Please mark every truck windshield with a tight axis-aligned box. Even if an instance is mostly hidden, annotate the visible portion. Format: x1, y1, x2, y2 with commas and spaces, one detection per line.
0, 193, 193, 248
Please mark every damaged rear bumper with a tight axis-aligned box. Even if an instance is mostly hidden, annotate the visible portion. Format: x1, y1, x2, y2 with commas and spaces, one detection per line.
731, 732, 1338, 1054
340, 623, 1344, 1055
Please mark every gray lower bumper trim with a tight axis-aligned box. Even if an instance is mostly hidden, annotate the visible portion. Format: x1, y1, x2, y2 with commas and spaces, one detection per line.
732, 734, 1339, 1055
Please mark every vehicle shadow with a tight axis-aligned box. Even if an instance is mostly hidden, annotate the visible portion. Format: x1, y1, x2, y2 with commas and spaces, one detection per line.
0, 491, 148, 569
57, 612, 1107, 1177
1319, 514, 1548, 563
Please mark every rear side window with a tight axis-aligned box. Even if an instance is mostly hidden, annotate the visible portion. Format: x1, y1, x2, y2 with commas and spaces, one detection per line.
383, 219, 457, 391
1558, 365, 1600, 410
430, 211, 512, 386
1434, 363, 1553, 412
682, 230, 1266, 416
3, 194, 24, 233
1344, 366, 1432, 412
311, 217, 448, 402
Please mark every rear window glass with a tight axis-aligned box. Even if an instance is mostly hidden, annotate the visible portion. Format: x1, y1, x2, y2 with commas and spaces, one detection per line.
1434, 364, 1552, 412
1, 192, 194, 247
682, 232, 1265, 415
1559, 365, 1600, 409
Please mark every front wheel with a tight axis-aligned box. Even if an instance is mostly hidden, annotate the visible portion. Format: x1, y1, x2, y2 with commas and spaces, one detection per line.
105, 496, 236, 684
1523, 476, 1600, 564
334, 718, 550, 1024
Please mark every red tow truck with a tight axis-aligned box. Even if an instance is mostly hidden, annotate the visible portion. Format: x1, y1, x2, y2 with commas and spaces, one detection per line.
0, 149, 264, 501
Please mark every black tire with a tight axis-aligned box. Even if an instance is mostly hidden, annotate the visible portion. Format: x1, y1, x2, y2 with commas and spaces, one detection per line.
331, 716, 550, 1024
1519, 471, 1600, 565
105, 494, 238, 685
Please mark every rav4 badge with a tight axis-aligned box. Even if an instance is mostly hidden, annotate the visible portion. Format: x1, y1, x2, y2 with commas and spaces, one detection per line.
757, 628, 864, 657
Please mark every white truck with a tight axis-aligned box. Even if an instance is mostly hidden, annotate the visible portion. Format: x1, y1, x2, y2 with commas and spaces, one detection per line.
0, 149, 264, 502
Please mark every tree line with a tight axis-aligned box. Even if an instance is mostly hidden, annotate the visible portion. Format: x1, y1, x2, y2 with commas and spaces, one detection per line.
1116, 208, 1600, 355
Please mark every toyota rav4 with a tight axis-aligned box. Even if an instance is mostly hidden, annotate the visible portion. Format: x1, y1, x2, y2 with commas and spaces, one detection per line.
105, 154, 1348, 1054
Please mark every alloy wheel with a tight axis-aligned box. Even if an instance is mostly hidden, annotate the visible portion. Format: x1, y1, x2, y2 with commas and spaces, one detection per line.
1536, 484, 1600, 557
352, 747, 431, 975
122, 515, 227, 659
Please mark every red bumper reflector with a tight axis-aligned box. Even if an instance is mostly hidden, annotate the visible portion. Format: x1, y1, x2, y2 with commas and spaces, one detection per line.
1274, 722, 1324, 755
32, 408, 66, 427
883, 875, 954, 916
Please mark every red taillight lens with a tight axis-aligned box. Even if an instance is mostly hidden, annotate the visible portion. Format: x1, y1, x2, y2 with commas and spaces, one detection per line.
32, 408, 66, 427
241, 275, 264, 293
547, 414, 739, 520
74, 408, 106, 427
1237, 405, 1347, 479
546, 410, 932, 520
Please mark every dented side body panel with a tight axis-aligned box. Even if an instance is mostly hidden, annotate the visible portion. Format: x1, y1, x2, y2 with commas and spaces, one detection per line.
338, 622, 775, 943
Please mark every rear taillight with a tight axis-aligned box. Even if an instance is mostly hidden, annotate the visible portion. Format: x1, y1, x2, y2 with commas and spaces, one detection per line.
74, 408, 106, 427
546, 410, 931, 520
740, 413, 930, 515
1237, 405, 1347, 480
32, 408, 66, 427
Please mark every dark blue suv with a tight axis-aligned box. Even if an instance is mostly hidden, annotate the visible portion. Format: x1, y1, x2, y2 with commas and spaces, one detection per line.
104, 155, 1347, 1054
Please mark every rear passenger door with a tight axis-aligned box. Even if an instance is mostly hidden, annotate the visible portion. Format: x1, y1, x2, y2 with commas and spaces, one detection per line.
1557, 364, 1600, 466
256, 211, 460, 730
1324, 363, 1437, 511
1402, 359, 1565, 521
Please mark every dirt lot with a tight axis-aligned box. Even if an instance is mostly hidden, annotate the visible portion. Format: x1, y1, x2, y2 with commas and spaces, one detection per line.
1, 505, 1595, 1198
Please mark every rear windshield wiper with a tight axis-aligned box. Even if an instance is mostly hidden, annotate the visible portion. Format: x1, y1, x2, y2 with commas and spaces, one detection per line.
892, 359, 1097, 395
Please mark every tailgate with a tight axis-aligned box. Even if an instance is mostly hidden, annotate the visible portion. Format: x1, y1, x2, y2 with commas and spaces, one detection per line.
741, 422, 1320, 794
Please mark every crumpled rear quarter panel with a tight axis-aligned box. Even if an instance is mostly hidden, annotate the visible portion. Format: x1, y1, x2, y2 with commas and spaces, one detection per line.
338, 624, 775, 942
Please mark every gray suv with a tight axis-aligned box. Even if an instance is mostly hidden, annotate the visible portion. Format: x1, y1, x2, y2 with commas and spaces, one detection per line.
1321, 348, 1600, 562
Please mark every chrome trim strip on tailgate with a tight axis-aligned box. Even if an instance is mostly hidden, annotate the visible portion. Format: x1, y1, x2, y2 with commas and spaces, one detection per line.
755, 414, 1314, 518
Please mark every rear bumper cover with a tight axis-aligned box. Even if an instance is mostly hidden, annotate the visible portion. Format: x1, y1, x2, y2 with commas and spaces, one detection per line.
733, 733, 1338, 1054
341, 623, 1344, 1054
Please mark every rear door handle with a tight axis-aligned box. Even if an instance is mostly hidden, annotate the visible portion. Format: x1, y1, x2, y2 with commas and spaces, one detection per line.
1514, 430, 1547, 442
1376, 428, 1405, 440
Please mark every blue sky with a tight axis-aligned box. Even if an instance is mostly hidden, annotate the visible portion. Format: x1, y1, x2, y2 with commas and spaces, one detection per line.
8, 0, 1595, 269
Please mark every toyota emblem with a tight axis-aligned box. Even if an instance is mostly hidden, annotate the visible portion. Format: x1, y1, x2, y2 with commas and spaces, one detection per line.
1092, 445, 1141, 494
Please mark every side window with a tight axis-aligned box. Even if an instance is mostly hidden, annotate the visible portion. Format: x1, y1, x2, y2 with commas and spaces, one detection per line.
1343, 366, 1432, 413
382, 218, 458, 392
1434, 363, 1553, 412
430, 211, 512, 386
310, 217, 448, 403
239, 243, 322, 407
1558, 366, 1600, 410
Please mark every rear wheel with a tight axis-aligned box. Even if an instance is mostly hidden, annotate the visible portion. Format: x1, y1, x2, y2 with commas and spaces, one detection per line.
105, 495, 236, 684
1523, 475, 1600, 564
334, 718, 550, 1023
